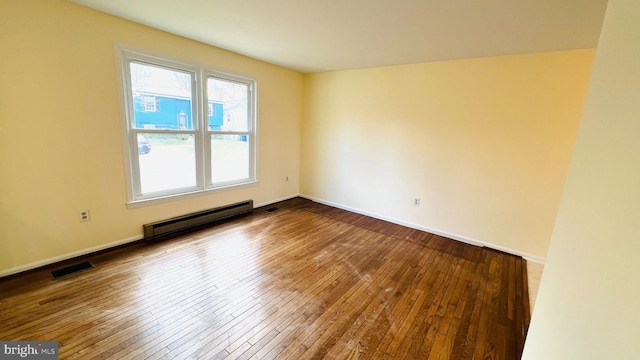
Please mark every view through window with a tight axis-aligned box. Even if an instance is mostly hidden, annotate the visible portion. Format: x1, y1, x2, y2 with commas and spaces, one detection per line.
119, 49, 256, 203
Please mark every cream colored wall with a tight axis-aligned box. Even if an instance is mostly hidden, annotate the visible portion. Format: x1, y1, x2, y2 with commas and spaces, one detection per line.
523, 0, 640, 358
301, 50, 594, 259
0, 0, 302, 275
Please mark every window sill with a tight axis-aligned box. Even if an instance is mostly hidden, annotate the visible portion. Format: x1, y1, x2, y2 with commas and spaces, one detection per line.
126, 180, 259, 209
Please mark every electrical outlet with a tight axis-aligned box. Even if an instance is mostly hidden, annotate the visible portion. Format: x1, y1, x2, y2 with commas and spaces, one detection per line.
286, 176, 289, 181
413, 198, 420, 206
79, 209, 90, 222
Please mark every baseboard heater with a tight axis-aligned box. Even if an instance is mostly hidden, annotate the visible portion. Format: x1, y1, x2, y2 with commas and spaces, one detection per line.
143, 200, 253, 240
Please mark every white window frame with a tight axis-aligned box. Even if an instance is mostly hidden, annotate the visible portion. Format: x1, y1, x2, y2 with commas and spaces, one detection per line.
115, 46, 258, 207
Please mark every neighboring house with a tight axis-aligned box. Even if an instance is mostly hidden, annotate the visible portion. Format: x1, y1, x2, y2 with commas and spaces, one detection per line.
132, 92, 224, 130
219, 100, 248, 132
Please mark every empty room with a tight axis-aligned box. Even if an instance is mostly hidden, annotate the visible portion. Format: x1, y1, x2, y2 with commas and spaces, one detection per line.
1, 0, 639, 359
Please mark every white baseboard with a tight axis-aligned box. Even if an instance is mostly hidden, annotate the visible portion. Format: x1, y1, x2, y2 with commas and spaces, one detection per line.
0, 235, 144, 278
300, 194, 546, 264
1, 193, 545, 278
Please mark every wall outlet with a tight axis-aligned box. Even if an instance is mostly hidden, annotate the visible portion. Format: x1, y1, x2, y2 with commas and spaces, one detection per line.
413, 198, 420, 206
79, 209, 90, 222
286, 176, 289, 181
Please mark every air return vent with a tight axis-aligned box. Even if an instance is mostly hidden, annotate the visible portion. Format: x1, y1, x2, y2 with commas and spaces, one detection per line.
143, 200, 253, 240
52, 262, 94, 279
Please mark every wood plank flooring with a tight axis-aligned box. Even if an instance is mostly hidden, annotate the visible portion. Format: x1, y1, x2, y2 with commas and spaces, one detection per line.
0, 198, 530, 359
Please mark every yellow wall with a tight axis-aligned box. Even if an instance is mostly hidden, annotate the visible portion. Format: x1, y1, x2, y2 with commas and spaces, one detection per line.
0, 0, 303, 275
524, 0, 640, 358
0, 0, 596, 275
301, 50, 595, 259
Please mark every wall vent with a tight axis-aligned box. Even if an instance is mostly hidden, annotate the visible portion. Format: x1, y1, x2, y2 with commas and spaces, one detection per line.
143, 200, 253, 240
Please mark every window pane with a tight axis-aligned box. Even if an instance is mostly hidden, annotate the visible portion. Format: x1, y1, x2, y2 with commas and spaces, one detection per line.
211, 135, 249, 184
207, 77, 249, 132
130, 62, 194, 130
138, 133, 196, 194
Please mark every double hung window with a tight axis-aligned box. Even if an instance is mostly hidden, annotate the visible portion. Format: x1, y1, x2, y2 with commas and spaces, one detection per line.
118, 48, 257, 204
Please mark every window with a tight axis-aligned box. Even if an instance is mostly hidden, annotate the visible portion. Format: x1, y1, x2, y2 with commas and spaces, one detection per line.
117, 47, 257, 204
143, 96, 156, 112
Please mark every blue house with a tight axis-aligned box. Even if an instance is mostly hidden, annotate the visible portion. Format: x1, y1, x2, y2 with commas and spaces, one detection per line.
133, 93, 224, 130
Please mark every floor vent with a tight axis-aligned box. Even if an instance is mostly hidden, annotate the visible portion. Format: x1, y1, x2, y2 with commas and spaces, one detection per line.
143, 200, 253, 240
265, 207, 279, 213
52, 262, 93, 279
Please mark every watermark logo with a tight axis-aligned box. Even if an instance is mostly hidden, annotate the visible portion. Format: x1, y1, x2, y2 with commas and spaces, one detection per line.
0, 342, 58, 359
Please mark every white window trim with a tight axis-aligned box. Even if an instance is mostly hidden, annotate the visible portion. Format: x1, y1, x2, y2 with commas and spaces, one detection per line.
114, 45, 259, 208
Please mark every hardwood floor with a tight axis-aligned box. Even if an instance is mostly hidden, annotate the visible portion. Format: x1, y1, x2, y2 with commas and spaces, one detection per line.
0, 198, 530, 359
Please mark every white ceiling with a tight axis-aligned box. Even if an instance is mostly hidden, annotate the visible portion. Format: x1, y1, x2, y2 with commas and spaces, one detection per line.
69, 0, 608, 73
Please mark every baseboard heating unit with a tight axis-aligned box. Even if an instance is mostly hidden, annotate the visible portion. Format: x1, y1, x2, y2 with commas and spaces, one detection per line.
143, 200, 253, 240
